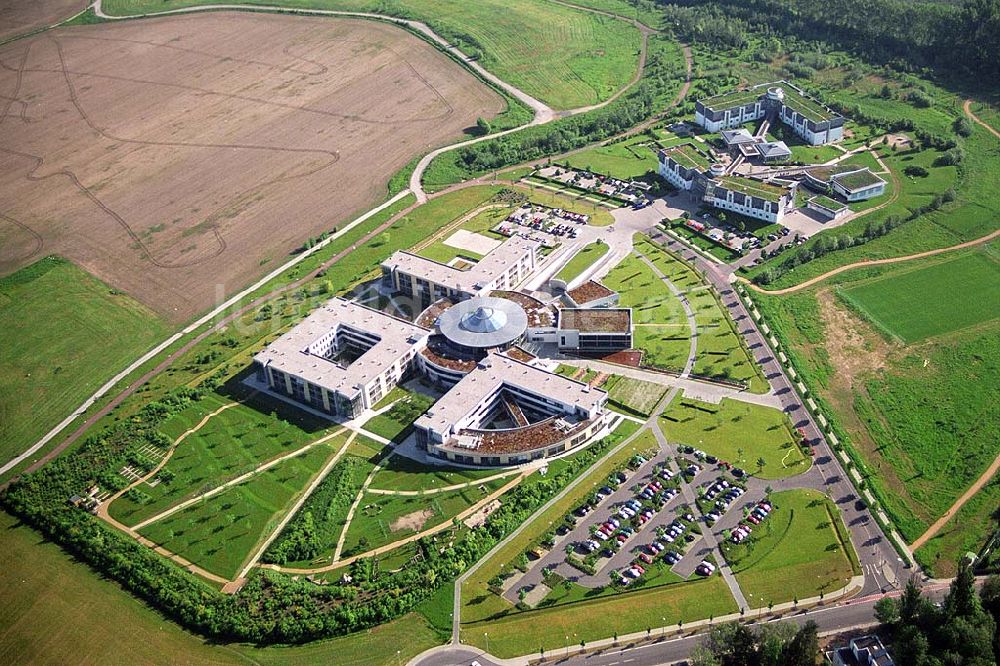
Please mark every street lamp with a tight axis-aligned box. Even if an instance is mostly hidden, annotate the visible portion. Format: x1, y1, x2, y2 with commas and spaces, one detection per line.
484, 632, 489, 654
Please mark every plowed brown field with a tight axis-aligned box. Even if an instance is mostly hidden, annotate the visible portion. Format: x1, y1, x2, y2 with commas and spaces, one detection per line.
0, 0, 86, 41
0, 13, 502, 322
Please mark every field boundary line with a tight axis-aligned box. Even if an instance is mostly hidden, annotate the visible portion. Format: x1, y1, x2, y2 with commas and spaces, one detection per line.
964, 99, 1000, 139
910, 452, 1000, 551
131, 426, 347, 530
234, 429, 359, 582
742, 228, 1000, 295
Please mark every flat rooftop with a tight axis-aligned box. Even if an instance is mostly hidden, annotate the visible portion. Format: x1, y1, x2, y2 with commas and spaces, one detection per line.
701, 88, 762, 111
254, 298, 428, 397
559, 308, 631, 333
660, 143, 711, 171
781, 89, 838, 123
715, 176, 790, 203
383, 234, 540, 294
809, 195, 848, 212
806, 162, 861, 183
567, 280, 615, 305
833, 167, 886, 191
416, 353, 606, 435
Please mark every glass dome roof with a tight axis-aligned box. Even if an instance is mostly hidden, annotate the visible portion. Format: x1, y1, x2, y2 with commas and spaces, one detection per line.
459, 306, 508, 333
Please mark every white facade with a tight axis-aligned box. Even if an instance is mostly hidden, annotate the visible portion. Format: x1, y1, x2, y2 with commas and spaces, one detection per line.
695, 102, 765, 132
708, 194, 784, 223
657, 160, 695, 190
832, 179, 886, 202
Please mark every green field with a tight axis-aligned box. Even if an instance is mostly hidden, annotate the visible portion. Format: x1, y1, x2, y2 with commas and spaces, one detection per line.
340, 478, 508, 556
660, 397, 808, 479
139, 441, 338, 579
725, 489, 859, 606
361, 390, 436, 442
109, 393, 336, 526
753, 263, 1000, 554
0, 511, 442, 665
634, 236, 768, 391
603, 374, 668, 417
603, 253, 691, 371
461, 575, 737, 657
556, 241, 610, 283
102, 0, 642, 110
0, 257, 168, 466
915, 472, 1000, 578
839, 250, 1000, 343
564, 139, 660, 180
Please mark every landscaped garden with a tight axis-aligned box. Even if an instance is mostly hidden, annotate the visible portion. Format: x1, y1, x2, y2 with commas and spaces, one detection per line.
556, 241, 609, 284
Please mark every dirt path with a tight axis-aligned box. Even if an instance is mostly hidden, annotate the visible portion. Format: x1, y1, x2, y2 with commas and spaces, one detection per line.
267, 471, 528, 575
911, 453, 1000, 551
132, 427, 347, 530
964, 99, 1000, 139
366, 468, 521, 496
744, 227, 1000, 295
235, 430, 358, 581
96, 400, 239, 522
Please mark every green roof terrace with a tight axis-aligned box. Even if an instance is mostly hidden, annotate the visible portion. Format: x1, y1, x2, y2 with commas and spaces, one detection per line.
781, 90, 838, 124
809, 195, 847, 212
717, 176, 790, 203
662, 143, 712, 171
833, 168, 886, 191
700, 88, 763, 111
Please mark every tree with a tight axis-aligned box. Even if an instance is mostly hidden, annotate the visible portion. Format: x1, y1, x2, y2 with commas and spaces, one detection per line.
875, 596, 900, 626
756, 457, 766, 475
781, 620, 820, 666
476, 117, 492, 135
945, 558, 982, 619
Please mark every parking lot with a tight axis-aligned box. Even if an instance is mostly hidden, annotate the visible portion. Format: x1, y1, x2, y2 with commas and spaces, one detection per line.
505, 446, 741, 603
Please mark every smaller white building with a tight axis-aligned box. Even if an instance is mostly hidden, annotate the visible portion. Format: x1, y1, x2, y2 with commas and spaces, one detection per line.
705, 177, 794, 224
831, 168, 887, 202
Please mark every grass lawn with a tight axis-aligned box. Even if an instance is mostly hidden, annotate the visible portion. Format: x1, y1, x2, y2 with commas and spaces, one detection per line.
102, 0, 642, 110
361, 390, 436, 442
634, 236, 768, 392
725, 489, 859, 606
915, 472, 1000, 578
461, 575, 736, 658
603, 252, 691, 371
603, 374, 668, 417
0, 256, 168, 467
556, 241, 609, 283
838, 249, 1000, 343
368, 455, 508, 492
523, 187, 616, 226
659, 397, 808, 479
564, 139, 660, 180
139, 441, 338, 579
109, 393, 337, 527
340, 478, 508, 556
461, 422, 646, 624
0, 514, 444, 666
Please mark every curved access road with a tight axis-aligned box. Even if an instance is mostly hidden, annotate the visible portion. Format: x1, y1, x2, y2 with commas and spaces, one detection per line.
964, 99, 1000, 139
743, 227, 1000, 296
91, 0, 655, 202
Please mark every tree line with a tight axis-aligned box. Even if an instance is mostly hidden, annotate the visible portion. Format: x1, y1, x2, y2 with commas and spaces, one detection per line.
662, 0, 1000, 82
0, 390, 630, 644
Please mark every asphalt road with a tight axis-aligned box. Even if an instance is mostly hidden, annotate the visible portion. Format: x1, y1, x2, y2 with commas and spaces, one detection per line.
647, 230, 906, 597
